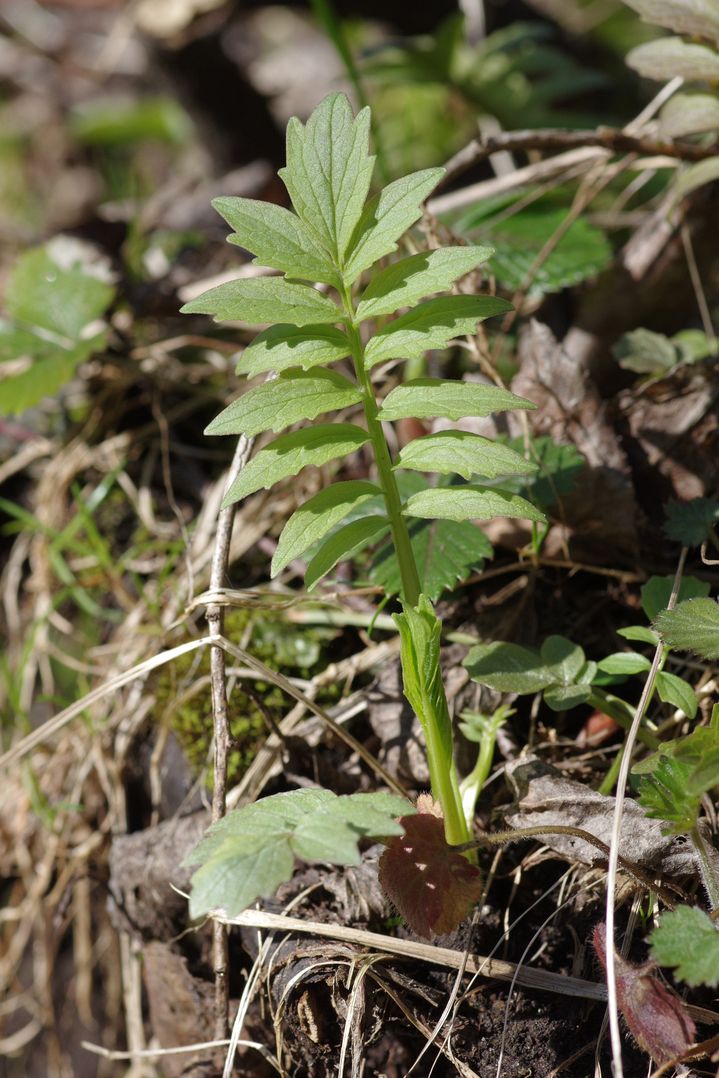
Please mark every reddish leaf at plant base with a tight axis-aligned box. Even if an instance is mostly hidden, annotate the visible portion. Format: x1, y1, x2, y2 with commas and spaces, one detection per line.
592, 923, 695, 1065
379, 795, 483, 938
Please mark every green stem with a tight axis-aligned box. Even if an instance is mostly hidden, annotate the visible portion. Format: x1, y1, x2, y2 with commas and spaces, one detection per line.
339, 282, 469, 847
340, 286, 421, 607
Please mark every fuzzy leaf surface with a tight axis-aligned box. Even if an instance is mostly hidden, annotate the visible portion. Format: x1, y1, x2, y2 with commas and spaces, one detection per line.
379, 802, 483, 938
205, 369, 361, 437
343, 168, 444, 284
377, 378, 535, 422
238, 324, 351, 376
465, 641, 554, 694
305, 515, 389, 590
356, 246, 493, 321
212, 196, 339, 285
221, 424, 369, 507
279, 93, 375, 262
397, 432, 536, 481
627, 37, 719, 81
181, 277, 340, 327
656, 598, 719, 660
660, 93, 719, 139
365, 295, 512, 368
185, 788, 410, 919
593, 922, 696, 1065
650, 907, 719, 988
622, 0, 719, 42
272, 480, 381, 576
404, 485, 545, 524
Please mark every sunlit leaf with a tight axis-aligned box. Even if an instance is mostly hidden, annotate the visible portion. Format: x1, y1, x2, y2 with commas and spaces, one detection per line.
205, 369, 361, 436
356, 246, 493, 320
377, 378, 535, 422
182, 277, 340, 327
272, 480, 382, 576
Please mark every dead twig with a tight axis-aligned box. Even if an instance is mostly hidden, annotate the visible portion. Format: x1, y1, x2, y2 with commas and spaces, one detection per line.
439, 127, 719, 188
206, 435, 254, 1041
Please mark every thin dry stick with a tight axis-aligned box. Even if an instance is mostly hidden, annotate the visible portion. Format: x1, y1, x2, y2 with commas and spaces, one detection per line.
206, 435, 254, 1041
604, 547, 687, 1078
438, 127, 718, 187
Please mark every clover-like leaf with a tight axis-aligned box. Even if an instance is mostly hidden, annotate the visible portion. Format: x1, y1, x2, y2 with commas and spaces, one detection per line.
356, 246, 493, 321
655, 671, 698, 719
185, 788, 411, 919
221, 424, 369, 507
205, 369, 361, 437
464, 641, 553, 694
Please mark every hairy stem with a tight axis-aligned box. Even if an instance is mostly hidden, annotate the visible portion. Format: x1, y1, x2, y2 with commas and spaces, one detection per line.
690, 824, 719, 912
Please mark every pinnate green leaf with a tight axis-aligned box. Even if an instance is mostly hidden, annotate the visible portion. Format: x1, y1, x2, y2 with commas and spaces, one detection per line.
377, 378, 535, 422
185, 788, 410, 919
356, 246, 493, 321
464, 641, 553, 694
272, 480, 381, 576
305, 515, 389, 590
221, 424, 369, 508
205, 369, 361, 437
365, 295, 512, 369
181, 277, 340, 327
404, 485, 545, 524
212, 196, 339, 286
343, 168, 444, 284
656, 598, 719, 660
651, 906, 719, 988
280, 93, 375, 262
655, 671, 698, 719
397, 431, 535, 480
238, 324, 350, 377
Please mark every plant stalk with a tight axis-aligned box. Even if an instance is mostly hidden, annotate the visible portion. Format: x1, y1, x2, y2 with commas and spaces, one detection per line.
340, 283, 469, 846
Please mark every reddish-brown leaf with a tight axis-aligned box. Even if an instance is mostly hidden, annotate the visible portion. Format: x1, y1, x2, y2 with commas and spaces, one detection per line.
593, 922, 696, 1065
379, 797, 483, 938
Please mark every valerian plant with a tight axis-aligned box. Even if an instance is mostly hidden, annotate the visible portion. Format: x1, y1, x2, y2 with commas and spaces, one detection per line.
181, 92, 543, 928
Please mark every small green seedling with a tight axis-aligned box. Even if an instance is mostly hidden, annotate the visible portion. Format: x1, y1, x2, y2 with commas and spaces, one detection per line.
181, 92, 543, 927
